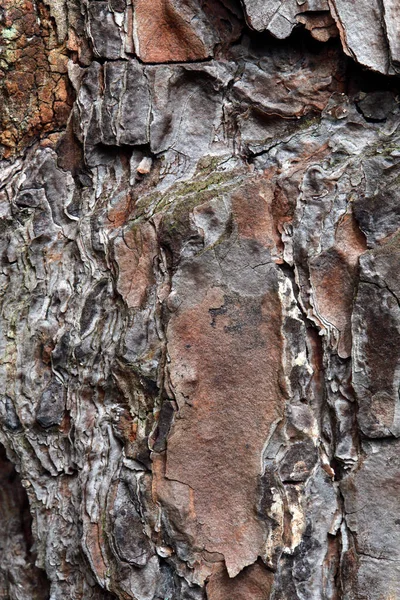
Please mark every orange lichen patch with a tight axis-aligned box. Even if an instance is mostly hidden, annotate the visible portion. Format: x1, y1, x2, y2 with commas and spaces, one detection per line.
48, 48, 68, 73
206, 561, 274, 600
165, 283, 284, 578
133, 0, 210, 62
114, 222, 158, 309
310, 211, 367, 358
39, 132, 64, 149
0, 0, 72, 157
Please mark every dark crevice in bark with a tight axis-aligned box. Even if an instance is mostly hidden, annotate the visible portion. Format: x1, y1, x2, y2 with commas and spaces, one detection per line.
0, 443, 50, 600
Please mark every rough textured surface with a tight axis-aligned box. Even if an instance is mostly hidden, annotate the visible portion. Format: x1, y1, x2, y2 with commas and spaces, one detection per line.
242, 0, 337, 40
1, 1, 400, 599
0, 0, 72, 157
0, 444, 50, 599
242, 0, 400, 74
132, 0, 243, 62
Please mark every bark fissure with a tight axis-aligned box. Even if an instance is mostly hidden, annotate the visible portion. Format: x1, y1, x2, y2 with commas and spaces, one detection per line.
1, 0, 400, 598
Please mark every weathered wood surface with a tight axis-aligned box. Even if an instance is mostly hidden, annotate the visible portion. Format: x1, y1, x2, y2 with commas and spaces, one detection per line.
1, 1, 400, 598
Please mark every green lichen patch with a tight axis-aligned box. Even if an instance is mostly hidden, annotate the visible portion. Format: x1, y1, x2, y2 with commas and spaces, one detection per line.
134, 155, 245, 222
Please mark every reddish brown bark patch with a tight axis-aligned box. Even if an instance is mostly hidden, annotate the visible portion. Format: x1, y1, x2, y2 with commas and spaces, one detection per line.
164, 282, 284, 577
0, 0, 72, 157
151, 176, 287, 579
133, 0, 210, 62
114, 222, 158, 310
231, 174, 285, 262
206, 561, 274, 600
133, 0, 242, 63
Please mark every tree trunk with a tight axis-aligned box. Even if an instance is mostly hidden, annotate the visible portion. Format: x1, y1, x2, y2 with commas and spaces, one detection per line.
1, 1, 400, 598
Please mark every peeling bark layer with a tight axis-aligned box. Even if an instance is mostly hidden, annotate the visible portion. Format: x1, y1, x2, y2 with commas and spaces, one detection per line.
1, 1, 400, 599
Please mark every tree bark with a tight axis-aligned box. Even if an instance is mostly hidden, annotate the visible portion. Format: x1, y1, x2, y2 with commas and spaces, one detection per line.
1, 1, 400, 599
